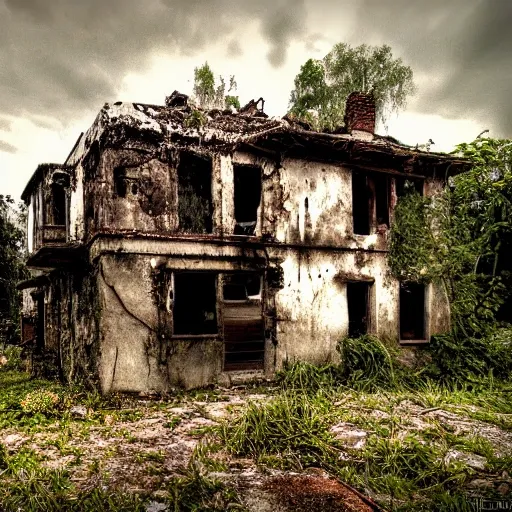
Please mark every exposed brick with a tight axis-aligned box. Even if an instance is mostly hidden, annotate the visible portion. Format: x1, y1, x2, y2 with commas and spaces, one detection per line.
344, 92, 376, 134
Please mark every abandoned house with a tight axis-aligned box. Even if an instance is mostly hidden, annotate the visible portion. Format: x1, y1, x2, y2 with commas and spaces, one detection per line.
18, 91, 468, 392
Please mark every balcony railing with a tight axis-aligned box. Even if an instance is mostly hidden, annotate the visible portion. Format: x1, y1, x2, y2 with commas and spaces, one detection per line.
41, 225, 66, 244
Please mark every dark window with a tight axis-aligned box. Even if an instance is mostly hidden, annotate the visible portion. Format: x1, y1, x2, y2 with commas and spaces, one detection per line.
223, 273, 261, 300
223, 273, 264, 370
178, 153, 213, 233
173, 273, 217, 335
114, 167, 127, 197
234, 165, 261, 235
50, 183, 66, 226
374, 174, 390, 227
396, 178, 423, 197
400, 282, 425, 340
347, 282, 370, 337
352, 172, 370, 235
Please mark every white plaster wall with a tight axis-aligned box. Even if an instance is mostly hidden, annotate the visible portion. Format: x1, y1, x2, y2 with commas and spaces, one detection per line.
27, 199, 34, 253
274, 250, 399, 367
69, 164, 84, 241
274, 159, 352, 245
98, 255, 165, 393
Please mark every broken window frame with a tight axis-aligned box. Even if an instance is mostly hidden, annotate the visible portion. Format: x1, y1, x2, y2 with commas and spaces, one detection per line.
399, 282, 429, 344
222, 272, 265, 371
171, 272, 219, 337
347, 281, 373, 338
42, 173, 69, 243
177, 152, 213, 234
233, 164, 262, 236
352, 170, 424, 236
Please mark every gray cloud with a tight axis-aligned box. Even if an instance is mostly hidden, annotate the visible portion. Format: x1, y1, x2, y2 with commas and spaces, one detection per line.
346, 0, 512, 137
0, 118, 11, 131
260, 0, 307, 67
0, 0, 306, 125
0, 140, 17, 154
226, 39, 243, 58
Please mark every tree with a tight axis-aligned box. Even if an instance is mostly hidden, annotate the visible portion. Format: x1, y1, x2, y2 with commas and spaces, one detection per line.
192, 62, 240, 110
0, 195, 26, 344
289, 43, 416, 130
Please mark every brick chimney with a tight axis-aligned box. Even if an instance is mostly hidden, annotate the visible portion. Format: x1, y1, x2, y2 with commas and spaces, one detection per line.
344, 92, 375, 137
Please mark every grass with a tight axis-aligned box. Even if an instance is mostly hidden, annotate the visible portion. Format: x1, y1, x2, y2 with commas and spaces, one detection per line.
217, 333, 512, 511
2, 331, 512, 511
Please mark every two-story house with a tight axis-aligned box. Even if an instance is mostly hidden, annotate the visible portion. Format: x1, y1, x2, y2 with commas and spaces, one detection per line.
18, 91, 468, 391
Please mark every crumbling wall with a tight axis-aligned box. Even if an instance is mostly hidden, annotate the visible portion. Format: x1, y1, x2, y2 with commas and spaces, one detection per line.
27, 265, 102, 386
84, 147, 176, 238
58, 266, 101, 388
272, 249, 398, 367
98, 253, 167, 393
233, 153, 388, 250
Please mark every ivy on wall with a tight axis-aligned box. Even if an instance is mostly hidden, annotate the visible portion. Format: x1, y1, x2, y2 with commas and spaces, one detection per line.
389, 138, 512, 338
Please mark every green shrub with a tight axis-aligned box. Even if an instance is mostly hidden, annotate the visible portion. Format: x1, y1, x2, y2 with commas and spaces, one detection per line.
0, 345, 23, 371
424, 328, 512, 384
337, 335, 402, 390
20, 389, 59, 415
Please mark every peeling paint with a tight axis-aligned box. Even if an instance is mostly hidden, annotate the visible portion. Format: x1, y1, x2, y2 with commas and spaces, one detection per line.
19, 93, 467, 391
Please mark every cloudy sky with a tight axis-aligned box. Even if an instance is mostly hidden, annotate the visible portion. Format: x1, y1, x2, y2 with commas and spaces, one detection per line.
0, 0, 510, 200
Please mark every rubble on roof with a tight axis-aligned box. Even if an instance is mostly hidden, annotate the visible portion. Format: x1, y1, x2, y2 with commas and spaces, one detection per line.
61, 91, 469, 178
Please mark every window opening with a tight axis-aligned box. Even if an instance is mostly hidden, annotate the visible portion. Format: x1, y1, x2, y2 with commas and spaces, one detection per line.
347, 282, 370, 337
36, 293, 45, 351
114, 167, 127, 197
400, 282, 425, 340
352, 172, 370, 235
396, 178, 423, 197
234, 165, 261, 235
223, 272, 264, 371
178, 153, 213, 233
374, 174, 390, 227
173, 273, 217, 335
50, 184, 66, 226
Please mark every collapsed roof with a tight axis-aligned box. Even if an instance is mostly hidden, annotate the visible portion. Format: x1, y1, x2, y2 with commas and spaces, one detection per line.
22, 91, 470, 202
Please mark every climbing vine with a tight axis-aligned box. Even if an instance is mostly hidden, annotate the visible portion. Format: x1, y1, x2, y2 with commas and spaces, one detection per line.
389, 138, 512, 338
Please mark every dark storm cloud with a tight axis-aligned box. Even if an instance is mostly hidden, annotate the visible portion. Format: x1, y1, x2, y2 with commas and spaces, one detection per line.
0, 0, 306, 124
0, 140, 17, 154
260, 0, 307, 67
348, 0, 512, 136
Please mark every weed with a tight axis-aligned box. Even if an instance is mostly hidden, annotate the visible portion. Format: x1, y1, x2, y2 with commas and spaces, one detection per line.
134, 450, 166, 464
277, 361, 342, 392
166, 445, 246, 511
220, 390, 340, 470
164, 414, 181, 430
337, 335, 404, 391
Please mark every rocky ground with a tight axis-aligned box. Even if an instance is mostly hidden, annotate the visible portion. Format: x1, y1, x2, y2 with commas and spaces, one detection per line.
2, 381, 512, 511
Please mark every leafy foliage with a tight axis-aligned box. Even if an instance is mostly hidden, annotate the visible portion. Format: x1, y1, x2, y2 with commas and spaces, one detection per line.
337, 335, 399, 390
389, 138, 512, 338
289, 43, 416, 130
192, 62, 239, 110
0, 195, 26, 344
20, 389, 60, 415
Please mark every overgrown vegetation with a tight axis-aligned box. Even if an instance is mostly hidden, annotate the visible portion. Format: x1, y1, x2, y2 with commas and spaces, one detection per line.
389, 137, 512, 386
192, 61, 240, 110
0, 195, 26, 345
288, 43, 416, 130
219, 332, 512, 510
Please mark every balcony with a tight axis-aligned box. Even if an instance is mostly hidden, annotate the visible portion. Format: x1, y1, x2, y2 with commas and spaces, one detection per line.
41, 225, 66, 244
